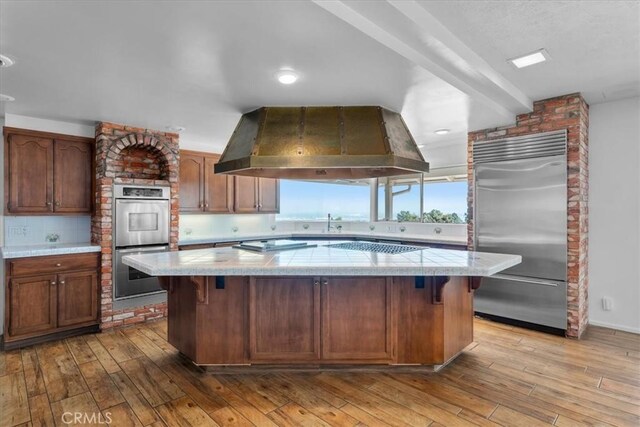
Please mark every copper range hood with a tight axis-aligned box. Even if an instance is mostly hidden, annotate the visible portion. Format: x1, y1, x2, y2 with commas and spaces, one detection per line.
214, 106, 429, 179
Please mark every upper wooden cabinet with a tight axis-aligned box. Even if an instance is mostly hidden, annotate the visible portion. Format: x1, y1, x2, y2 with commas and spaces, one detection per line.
4, 128, 94, 215
179, 150, 278, 214
234, 176, 280, 214
180, 150, 234, 214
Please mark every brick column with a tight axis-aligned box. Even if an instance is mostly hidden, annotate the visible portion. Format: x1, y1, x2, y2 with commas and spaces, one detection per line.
92, 122, 180, 329
467, 93, 589, 338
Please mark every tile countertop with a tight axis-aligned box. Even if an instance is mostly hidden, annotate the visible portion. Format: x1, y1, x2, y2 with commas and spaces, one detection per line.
1, 243, 101, 259
179, 231, 468, 246
123, 240, 521, 277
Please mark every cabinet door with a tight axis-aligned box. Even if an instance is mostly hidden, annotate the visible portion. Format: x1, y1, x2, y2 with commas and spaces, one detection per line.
57, 271, 98, 327
321, 277, 393, 361
179, 154, 204, 212
249, 277, 320, 361
204, 155, 234, 213
8, 134, 54, 213
54, 140, 93, 213
258, 178, 279, 213
234, 176, 258, 213
8, 275, 57, 337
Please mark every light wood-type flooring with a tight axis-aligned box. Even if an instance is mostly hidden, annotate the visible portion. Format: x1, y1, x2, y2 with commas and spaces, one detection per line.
1, 318, 639, 426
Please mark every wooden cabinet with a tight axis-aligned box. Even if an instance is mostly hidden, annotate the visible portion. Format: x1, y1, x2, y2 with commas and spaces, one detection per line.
57, 271, 98, 327
234, 176, 279, 213
179, 152, 204, 212
249, 277, 320, 361
179, 149, 278, 214
8, 275, 57, 337
4, 128, 94, 215
4, 253, 100, 349
168, 274, 475, 367
179, 150, 234, 213
321, 277, 393, 361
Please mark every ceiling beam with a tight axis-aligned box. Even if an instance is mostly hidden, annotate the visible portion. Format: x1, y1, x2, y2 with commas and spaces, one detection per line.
312, 0, 532, 117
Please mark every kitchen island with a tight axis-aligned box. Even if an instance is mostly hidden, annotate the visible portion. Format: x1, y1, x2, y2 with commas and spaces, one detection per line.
123, 241, 520, 370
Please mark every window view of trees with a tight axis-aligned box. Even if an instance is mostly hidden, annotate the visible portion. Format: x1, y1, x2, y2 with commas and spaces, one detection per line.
396, 209, 466, 223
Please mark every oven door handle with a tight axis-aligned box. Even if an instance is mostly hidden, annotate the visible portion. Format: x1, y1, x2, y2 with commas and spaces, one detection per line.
118, 245, 168, 254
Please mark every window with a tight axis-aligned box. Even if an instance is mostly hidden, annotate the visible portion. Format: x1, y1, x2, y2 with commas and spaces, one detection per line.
377, 175, 468, 223
423, 181, 467, 224
378, 174, 422, 222
277, 180, 371, 221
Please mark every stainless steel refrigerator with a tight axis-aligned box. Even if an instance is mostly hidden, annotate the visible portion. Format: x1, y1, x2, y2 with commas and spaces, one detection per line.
473, 130, 568, 330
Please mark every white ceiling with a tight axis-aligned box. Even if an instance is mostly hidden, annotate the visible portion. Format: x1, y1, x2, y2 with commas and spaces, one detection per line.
0, 1, 638, 168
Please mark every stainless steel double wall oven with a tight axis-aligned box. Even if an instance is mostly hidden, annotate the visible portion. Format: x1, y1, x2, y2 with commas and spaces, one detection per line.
113, 184, 170, 300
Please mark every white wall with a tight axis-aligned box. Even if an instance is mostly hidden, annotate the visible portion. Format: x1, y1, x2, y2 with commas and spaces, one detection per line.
589, 97, 640, 333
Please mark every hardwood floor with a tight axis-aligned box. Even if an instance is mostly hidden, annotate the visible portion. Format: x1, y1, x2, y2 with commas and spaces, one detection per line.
1, 318, 638, 426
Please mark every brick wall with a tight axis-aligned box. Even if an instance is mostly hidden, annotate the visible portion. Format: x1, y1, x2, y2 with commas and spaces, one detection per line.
467, 93, 589, 338
92, 123, 180, 329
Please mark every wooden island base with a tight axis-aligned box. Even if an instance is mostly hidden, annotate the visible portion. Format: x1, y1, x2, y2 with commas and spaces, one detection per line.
160, 275, 480, 370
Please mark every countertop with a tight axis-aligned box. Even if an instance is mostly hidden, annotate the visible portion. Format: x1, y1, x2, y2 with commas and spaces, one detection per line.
123, 240, 520, 277
1, 243, 102, 259
179, 231, 467, 246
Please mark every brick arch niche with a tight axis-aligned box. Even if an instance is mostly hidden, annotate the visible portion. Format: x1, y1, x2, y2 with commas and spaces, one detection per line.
92, 123, 180, 329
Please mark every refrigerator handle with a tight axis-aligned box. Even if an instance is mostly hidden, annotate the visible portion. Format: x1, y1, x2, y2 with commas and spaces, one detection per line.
491, 274, 560, 287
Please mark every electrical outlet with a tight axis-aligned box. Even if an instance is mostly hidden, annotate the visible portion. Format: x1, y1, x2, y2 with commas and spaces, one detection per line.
8, 226, 29, 237
601, 297, 613, 311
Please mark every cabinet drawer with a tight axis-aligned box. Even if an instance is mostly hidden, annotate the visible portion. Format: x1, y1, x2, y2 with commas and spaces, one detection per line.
9, 253, 99, 276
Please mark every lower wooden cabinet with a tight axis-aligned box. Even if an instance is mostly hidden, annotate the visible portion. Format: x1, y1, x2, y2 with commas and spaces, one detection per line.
4, 253, 100, 349
249, 277, 320, 361
57, 271, 98, 327
8, 274, 57, 337
167, 275, 474, 366
321, 277, 393, 361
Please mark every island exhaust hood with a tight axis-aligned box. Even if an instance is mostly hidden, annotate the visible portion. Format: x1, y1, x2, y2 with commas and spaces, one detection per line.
214, 106, 429, 179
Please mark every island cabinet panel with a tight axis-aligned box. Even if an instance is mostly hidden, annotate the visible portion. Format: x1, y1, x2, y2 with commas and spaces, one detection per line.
321, 277, 393, 361
249, 277, 320, 362
197, 276, 247, 364
443, 276, 474, 361
57, 271, 98, 327
395, 277, 444, 364
8, 275, 57, 337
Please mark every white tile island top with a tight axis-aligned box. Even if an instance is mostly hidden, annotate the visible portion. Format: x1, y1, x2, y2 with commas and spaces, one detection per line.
123, 240, 521, 277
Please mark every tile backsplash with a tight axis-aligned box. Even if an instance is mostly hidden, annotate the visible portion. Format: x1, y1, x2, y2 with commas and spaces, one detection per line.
4, 216, 92, 246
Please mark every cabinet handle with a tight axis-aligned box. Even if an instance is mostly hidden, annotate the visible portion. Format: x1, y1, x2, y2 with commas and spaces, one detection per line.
313, 279, 320, 286
254, 204, 258, 209
55, 201, 60, 207
59, 280, 65, 285
322, 279, 329, 286
55, 263, 62, 267
204, 203, 209, 208
46, 202, 52, 207
258, 204, 263, 209
50, 281, 56, 286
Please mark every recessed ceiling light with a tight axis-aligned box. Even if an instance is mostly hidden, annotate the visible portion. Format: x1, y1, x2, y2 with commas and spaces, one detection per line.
508, 48, 549, 69
276, 69, 298, 85
166, 126, 186, 132
434, 129, 450, 135
0, 54, 15, 68
0, 94, 15, 102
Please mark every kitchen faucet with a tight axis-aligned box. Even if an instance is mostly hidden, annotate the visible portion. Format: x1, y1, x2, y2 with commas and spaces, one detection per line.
327, 213, 334, 233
